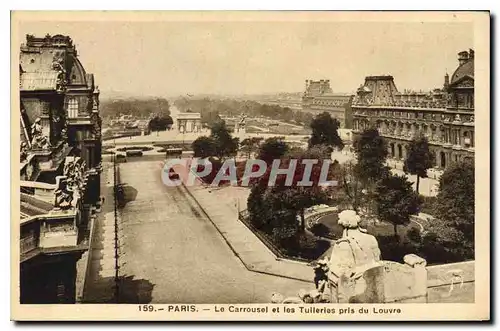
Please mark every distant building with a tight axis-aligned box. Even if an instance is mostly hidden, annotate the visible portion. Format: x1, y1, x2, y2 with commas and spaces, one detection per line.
351, 49, 475, 169
19, 34, 102, 303
302, 79, 354, 128
176, 112, 201, 133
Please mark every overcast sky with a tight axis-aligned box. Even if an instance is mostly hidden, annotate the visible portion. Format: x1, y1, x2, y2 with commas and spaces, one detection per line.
17, 20, 473, 98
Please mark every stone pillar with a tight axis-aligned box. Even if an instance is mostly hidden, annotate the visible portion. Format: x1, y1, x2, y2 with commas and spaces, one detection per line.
336, 265, 385, 303
403, 254, 428, 301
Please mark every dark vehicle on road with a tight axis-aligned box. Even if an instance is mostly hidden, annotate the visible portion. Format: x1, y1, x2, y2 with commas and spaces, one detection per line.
166, 148, 183, 159
116, 153, 127, 163
126, 149, 144, 157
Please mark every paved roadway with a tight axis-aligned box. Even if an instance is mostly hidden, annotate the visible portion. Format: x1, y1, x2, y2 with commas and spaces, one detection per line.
115, 158, 308, 303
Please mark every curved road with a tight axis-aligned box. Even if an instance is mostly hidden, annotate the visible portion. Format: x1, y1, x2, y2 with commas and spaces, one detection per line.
116, 159, 308, 303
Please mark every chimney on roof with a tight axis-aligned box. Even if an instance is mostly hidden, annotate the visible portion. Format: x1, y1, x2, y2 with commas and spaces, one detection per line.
444, 72, 449, 88
458, 51, 469, 66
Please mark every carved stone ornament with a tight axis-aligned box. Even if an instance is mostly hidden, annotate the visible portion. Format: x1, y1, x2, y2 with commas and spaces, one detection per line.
52, 55, 67, 92
20, 142, 28, 162
63, 156, 88, 195
91, 113, 102, 138
54, 176, 74, 210
30, 118, 51, 150
25, 162, 34, 180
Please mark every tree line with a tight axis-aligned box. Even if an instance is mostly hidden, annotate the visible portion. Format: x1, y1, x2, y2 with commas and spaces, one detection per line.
174, 97, 314, 126
100, 98, 171, 119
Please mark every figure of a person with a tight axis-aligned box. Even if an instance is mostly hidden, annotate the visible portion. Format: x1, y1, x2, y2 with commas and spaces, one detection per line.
313, 259, 329, 294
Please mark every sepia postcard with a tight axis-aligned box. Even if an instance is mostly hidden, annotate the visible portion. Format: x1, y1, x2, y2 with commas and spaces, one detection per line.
11, 11, 490, 321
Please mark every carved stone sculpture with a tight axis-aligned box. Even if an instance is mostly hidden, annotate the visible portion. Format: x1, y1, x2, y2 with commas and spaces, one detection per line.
63, 156, 87, 195
52, 55, 66, 92
328, 210, 382, 302
60, 124, 68, 140
54, 176, 74, 210
30, 117, 51, 150
20, 142, 28, 162
91, 113, 102, 138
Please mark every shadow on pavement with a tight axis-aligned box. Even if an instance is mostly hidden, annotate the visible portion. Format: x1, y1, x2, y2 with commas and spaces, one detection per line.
117, 184, 138, 209
118, 275, 155, 303
83, 275, 155, 304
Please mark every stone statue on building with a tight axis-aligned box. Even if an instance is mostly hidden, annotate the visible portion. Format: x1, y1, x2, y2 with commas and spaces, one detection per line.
60, 124, 68, 140
20, 141, 28, 162
91, 113, 102, 138
328, 209, 381, 302
30, 117, 51, 150
63, 156, 87, 194
52, 55, 66, 92
54, 176, 74, 210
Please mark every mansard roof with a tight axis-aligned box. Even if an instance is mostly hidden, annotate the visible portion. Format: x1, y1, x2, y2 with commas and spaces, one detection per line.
451, 58, 474, 85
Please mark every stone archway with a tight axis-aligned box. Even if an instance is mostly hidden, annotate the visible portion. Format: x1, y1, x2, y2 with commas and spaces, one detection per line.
397, 144, 403, 160
390, 143, 395, 158
440, 151, 446, 168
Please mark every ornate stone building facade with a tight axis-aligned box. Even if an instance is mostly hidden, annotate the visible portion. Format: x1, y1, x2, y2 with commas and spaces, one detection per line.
18, 34, 102, 303
302, 79, 354, 128
352, 50, 475, 169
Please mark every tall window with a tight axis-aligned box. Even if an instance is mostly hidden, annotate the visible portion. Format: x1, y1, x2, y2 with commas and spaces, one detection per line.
67, 98, 78, 118
464, 131, 472, 148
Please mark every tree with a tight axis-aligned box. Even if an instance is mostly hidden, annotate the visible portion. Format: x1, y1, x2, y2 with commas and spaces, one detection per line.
240, 137, 263, 159
192, 136, 216, 158
210, 120, 239, 159
202, 111, 221, 126
161, 115, 174, 128
257, 137, 289, 164
336, 160, 365, 213
432, 160, 475, 260
250, 147, 332, 233
374, 174, 420, 237
309, 112, 344, 150
353, 128, 390, 185
148, 115, 173, 132
403, 136, 434, 194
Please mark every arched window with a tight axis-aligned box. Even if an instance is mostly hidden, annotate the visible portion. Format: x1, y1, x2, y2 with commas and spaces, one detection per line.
67, 98, 78, 118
